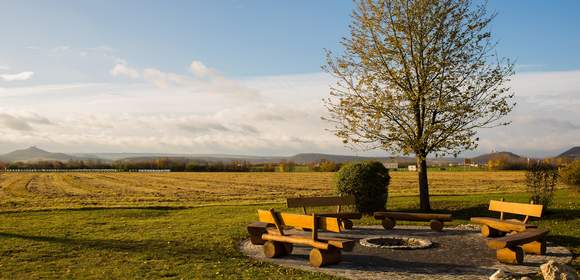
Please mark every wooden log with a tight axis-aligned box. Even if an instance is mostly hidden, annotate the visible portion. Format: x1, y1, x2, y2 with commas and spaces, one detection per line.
487, 229, 549, 249
374, 211, 452, 221
263, 241, 285, 258
258, 210, 341, 233
481, 225, 495, 237
381, 217, 396, 230
262, 232, 355, 251
309, 247, 342, 267
470, 217, 536, 233
521, 240, 546, 255
341, 219, 354, 230
496, 247, 524, 264
429, 219, 444, 231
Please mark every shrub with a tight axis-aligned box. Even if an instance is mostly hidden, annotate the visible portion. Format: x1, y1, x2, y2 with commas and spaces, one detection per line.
525, 162, 559, 209
334, 161, 390, 214
560, 160, 580, 187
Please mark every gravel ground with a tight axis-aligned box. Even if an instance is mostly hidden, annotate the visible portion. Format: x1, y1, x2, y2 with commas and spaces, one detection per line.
240, 225, 573, 280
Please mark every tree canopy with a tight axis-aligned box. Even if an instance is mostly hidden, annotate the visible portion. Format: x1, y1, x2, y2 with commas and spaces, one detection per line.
324, 0, 515, 210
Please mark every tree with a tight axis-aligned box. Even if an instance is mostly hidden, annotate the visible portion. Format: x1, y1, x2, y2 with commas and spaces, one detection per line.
324, 0, 515, 210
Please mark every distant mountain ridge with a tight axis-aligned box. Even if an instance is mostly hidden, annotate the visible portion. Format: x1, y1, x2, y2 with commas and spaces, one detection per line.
0, 146, 87, 162
470, 151, 525, 164
1, 146, 577, 164
558, 146, 580, 159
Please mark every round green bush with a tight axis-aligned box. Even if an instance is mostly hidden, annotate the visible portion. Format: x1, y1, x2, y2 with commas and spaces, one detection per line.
334, 161, 390, 214
561, 160, 580, 187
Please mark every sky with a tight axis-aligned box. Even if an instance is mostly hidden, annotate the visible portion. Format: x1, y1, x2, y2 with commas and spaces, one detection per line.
0, 0, 579, 157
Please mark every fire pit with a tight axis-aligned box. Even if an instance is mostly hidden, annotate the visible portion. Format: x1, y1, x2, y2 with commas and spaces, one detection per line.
359, 235, 432, 250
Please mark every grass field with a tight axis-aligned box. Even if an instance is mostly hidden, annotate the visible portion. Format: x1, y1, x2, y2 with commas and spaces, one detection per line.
0, 172, 577, 279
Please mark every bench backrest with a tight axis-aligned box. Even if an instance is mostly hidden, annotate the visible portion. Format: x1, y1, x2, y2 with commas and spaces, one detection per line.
489, 200, 543, 222
257, 209, 341, 233
287, 196, 356, 208
287, 195, 356, 215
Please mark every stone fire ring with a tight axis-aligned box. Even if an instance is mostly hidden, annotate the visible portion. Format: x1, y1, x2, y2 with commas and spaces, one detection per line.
239, 225, 574, 280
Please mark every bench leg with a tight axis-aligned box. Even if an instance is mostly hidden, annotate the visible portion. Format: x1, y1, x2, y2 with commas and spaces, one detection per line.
521, 240, 546, 255
342, 219, 354, 230
282, 243, 293, 255
481, 225, 505, 237
263, 241, 286, 258
381, 217, 396, 230
429, 219, 444, 231
247, 222, 268, 245
309, 247, 342, 267
496, 247, 524, 264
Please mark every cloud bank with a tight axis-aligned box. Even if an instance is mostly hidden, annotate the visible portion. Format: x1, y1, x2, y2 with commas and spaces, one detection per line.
0, 58, 578, 157
0, 71, 34, 81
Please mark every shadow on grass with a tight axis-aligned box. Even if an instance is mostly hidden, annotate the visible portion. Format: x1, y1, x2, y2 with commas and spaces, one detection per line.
0, 232, 203, 255
387, 205, 489, 220
541, 208, 580, 221
546, 235, 580, 252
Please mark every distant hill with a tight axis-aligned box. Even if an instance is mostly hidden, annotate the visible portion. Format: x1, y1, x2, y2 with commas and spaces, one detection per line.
557, 146, 580, 159
0, 146, 86, 162
287, 153, 406, 164
470, 151, 524, 164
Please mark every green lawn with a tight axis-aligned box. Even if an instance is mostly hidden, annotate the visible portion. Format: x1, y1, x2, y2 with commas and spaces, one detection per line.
0, 189, 577, 279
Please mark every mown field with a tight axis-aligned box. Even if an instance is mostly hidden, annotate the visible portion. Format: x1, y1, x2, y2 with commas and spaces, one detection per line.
0, 171, 534, 211
0, 172, 577, 279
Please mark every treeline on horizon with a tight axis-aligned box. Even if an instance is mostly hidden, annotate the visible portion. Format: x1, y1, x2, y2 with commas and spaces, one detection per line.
484, 154, 576, 170
0, 155, 576, 172
0, 158, 344, 172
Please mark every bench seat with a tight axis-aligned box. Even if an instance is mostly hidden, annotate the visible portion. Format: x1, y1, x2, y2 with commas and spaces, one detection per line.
374, 211, 452, 221
248, 209, 354, 267
469, 200, 543, 237
487, 228, 549, 249
470, 217, 537, 233
287, 196, 361, 229
374, 211, 452, 231
485, 228, 549, 264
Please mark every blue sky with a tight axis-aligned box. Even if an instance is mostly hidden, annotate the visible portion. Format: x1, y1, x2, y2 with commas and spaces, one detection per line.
0, 1, 579, 157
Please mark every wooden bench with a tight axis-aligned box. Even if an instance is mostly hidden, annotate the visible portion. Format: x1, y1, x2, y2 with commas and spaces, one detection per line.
247, 209, 355, 267
287, 196, 362, 229
374, 211, 452, 231
470, 200, 542, 237
486, 228, 549, 264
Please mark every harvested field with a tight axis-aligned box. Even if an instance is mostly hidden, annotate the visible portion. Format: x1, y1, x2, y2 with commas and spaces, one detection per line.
0, 171, 537, 211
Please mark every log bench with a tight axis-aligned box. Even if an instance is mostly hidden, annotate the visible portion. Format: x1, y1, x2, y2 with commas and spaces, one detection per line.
374, 211, 452, 231
470, 200, 542, 237
486, 228, 549, 264
247, 209, 355, 267
287, 196, 362, 229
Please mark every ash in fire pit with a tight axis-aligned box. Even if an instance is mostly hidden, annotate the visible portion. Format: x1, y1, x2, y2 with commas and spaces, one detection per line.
359, 236, 432, 250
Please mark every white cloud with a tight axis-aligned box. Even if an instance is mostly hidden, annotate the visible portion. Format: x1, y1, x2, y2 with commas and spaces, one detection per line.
110, 60, 259, 98
0, 71, 34, 81
142, 68, 189, 88
190, 60, 215, 78
110, 64, 140, 79
51, 45, 70, 52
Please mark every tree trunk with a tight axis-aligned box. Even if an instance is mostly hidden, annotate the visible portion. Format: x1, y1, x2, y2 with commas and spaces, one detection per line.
416, 156, 431, 211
